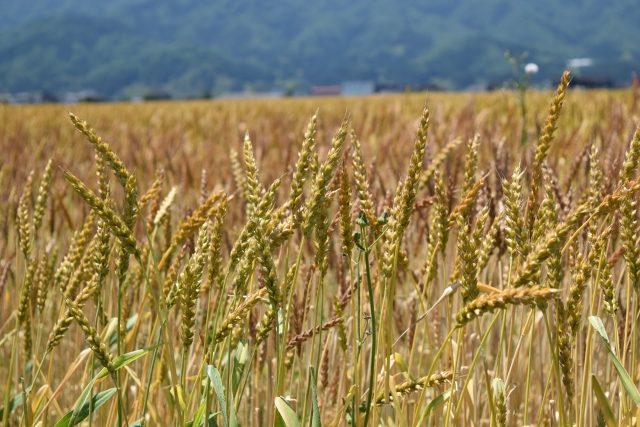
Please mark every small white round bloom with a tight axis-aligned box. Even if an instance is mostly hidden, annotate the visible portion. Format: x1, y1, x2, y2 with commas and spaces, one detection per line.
524, 63, 539, 74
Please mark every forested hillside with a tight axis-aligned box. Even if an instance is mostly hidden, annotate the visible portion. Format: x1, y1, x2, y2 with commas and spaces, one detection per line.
1, 0, 638, 96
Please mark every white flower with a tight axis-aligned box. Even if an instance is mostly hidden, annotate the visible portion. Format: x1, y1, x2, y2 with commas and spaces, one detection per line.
524, 63, 539, 74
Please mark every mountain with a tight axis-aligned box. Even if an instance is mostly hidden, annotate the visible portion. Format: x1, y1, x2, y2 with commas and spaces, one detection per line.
0, 15, 269, 98
1, 0, 639, 97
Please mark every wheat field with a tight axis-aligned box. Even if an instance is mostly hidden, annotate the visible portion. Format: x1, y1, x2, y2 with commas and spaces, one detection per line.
1, 75, 640, 427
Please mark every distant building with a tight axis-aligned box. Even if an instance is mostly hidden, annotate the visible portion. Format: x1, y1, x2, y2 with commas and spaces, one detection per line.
0, 91, 57, 104
217, 90, 284, 99
62, 90, 104, 103
310, 85, 341, 96
341, 81, 375, 96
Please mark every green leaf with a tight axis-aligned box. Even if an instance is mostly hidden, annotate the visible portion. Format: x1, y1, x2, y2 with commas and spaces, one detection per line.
274, 397, 301, 427
589, 316, 613, 347
69, 344, 162, 426
191, 399, 206, 427
592, 375, 618, 427
67, 374, 100, 426
393, 352, 413, 381
309, 366, 321, 427
186, 413, 220, 427
416, 390, 451, 425
97, 343, 164, 380
207, 366, 227, 427
229, 390, 237, 427
54, 388, 116, 427
232, 339, 248, 397
589, 316, 640, 406
0, 392, 24, 420
207, 365, 237, 427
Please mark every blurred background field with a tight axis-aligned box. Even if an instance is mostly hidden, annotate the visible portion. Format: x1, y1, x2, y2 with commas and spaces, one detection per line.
1, 88, 636, 213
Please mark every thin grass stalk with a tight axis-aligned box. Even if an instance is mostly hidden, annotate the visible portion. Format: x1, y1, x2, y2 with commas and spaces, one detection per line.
452, 313, 501, 423
543, 310, 566, 427
411, 326, 457, 427
520, 308, 535, 425
363, 230, 377, 427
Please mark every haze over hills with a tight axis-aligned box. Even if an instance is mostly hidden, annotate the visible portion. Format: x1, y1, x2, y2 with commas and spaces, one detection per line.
1, 0, 639, 98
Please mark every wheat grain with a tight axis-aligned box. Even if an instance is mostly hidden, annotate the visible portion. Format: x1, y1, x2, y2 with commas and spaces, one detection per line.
455, 286, 559, 327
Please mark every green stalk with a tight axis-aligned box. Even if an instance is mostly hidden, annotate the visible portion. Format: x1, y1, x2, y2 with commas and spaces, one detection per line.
361, 225, 377, 427
523, 308, 535, 425
536, 367, 554, 426
225, 326, 233, 425
276, 235, 306, 399
382, 239, 400, 407
140, 319, 162, 423
578, 253, 605, 427
444, 328, 463, 427
351, 250, 361, 427
301, 270, 325, 425
180, 347, 189, 393
406, 246, 439, 403
115, 272, 125, 427
452, 313, 501, 422
410, 326, 456, 427
493, 258, 512, 378
612, 315, 627, 419
133, 222, 172, 425
274, 233, 304, 423
113, 372, 126, 427
2, 322, 17, 427
205, 266, 232, 425
314, 271, 325, 374
542, 311, 565, 427
20, 376, 29, 427
629, 296, 638, 421
88, 296, 102, 427
137, 261, 183, 425
235, 347, 257, 410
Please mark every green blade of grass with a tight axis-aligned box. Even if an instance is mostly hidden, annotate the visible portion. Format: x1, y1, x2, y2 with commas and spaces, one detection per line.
96, 343, 164, 380
416, 391, 451, 425
0, 392, 24, 421
309, 366, 321, 427
187, 412, 220, 427
54, 388, 116, 427
232, 339, 248, 397
207, 365, 228, 427
70, 344, 162, 425
67, 374, 100, 426
207, 365, 237, 427
589, 316, 640, 406
274, 397, 301, 427
191, 399, 206, 427
592, 374, 618, 427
